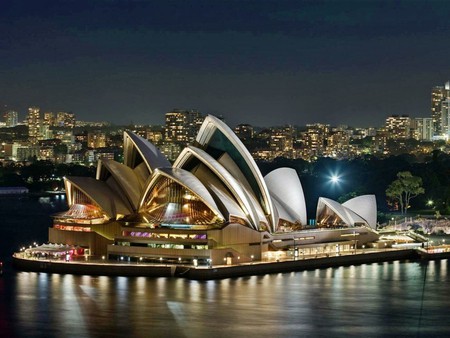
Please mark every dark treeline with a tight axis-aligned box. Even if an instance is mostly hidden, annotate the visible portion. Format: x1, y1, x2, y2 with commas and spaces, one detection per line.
0, 161, 96, 192
258, 150, 450, 220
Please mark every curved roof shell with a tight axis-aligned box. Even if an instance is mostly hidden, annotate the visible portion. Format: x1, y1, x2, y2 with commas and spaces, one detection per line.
96, 159, 143, 212
192, 165, 250, 226
123, 130, 170, 175
342, 195, 377, 229
264, 168, 307, 226
174, 145, 267, 230
195, 115, 275, 230
64, 176, 132, 219
316, 197, 368, 227
140, 167, 225, 223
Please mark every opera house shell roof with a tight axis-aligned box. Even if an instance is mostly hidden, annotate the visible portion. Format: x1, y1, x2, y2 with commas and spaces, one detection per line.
62, 115, 309, 233
316, 195, 377, 229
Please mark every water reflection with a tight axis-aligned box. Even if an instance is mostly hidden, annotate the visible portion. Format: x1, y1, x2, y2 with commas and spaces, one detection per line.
5, 261, 450, 337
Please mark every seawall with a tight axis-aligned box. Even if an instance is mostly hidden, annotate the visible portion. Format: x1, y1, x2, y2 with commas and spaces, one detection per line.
13, 249, 420, 280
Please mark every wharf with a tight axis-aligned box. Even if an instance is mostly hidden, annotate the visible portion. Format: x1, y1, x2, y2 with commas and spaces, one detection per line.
13, 249, 420, 280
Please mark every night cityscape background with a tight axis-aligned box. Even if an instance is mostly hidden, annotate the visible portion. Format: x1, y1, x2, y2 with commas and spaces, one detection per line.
2, 1, 450, 221
3, 2, 450, 337
2, 0, 450, 127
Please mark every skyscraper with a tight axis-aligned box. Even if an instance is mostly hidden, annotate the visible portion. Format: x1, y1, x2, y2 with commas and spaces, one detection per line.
27, 106, 41, 144
431, 81, 450, 136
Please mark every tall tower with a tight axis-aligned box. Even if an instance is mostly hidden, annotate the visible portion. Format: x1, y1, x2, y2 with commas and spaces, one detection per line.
431, 81, 450, 136
27, 106, 41, 144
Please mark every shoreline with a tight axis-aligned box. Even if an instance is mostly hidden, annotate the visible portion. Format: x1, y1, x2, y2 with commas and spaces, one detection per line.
11, 249, 435, 280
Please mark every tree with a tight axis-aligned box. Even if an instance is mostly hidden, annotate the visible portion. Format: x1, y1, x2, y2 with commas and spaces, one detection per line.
386, 171, 424, 214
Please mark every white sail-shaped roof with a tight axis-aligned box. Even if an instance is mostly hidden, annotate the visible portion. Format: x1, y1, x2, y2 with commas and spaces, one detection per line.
96, 159, 142, 212
194, 166, 250, 225
343, 195, 377, 229
195, 114, 275, 230
316, 197, 367, 227
140, 167, 225, 222
64, 176, 132, 218
123, 130, 170, 174
265, 168, 307, 226
174, 146, 267, 230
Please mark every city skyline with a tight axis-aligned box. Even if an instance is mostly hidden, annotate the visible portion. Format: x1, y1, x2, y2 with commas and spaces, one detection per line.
2, 1, 450, 127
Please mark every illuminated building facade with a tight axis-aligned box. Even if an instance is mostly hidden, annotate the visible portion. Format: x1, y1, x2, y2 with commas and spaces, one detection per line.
50, 115, 379, 264
412, 117, 434, 141
87, 131, 106, 148
27, 106, 41, 144
4, 110, 18, 127
385, 115, 411, 140
300, 123, 330, 160
164, 109, 204, 144
268, 125, 295, 159
431, 81, 450, 136
56, 112, 76, 128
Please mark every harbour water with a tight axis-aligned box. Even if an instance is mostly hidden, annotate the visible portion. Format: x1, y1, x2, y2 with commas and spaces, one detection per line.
1, 196, 450, 337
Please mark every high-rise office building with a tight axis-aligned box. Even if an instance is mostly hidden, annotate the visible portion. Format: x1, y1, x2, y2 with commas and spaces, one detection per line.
164, 109, 204, 144
431, 81, 450, 136
412, 117, 434, 141
268, 125, 295, 158
300, 124, 330, 160
4, 110, 19, 127
441, 99, 450, 138
27, 106, 41, 144
385, 115, 412, 139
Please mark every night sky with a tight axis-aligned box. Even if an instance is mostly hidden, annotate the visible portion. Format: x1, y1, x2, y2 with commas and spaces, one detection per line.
2, 0, 450, 127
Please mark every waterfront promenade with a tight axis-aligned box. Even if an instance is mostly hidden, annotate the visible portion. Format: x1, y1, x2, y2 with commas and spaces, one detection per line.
12, 248, 422, 280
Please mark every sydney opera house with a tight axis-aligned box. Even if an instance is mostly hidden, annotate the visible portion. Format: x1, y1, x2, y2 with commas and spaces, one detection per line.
50, 115, 379, 265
